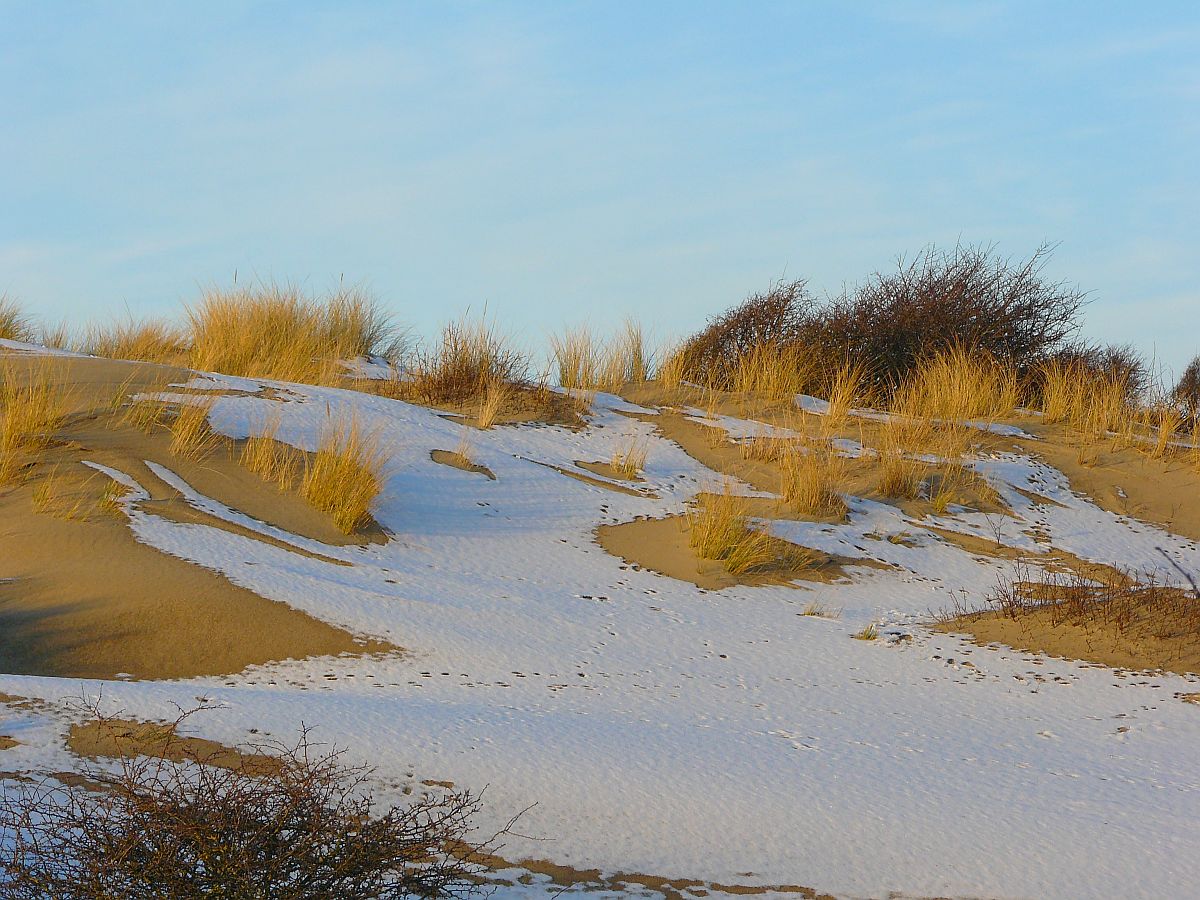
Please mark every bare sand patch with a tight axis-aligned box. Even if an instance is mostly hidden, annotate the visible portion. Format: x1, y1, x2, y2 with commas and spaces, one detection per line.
0, 353, 395, 680
67, 719, 281, 775
596, 509, 873, 591
575, 459, 644, 483
430, 449, 496, 480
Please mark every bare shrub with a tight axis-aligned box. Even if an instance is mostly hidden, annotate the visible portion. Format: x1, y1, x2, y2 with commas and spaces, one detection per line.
675, 280, 813, 390
409, 315, 526, 406
817, 244, 1085, 394
1174, 355, 1200, 424
0, 706, 493, 899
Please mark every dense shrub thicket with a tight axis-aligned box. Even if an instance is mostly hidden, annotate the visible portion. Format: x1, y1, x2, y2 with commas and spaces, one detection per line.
677, 244, 1091, 397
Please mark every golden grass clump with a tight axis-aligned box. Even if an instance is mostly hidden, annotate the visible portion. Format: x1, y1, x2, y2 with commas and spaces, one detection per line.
781, 445, 847, 519
728, 342, 811, 399
552, 319, 649, 393
655, 342, 688, 391
0, 364, 70, 485
0, 296, 35, 343
301, 416, 387, 534
187, 283, 399, 385
1038, 359, 1135, 439
687, 487, 778, 575
892, 345, 1019, 425
240, 416, 302, 489
822, 362, 867, 435
876, 447, 927, 500
476, 377, 512, 429
409, 314, 526, 406
610, 437, 648, 479
83, 317, 189, 364
550, 326, 599, 392
1147, 401, 1184, 460
168, 398, 221, 461
852, 623, 879, 641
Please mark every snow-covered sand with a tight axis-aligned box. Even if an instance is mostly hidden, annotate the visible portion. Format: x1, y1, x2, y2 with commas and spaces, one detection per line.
2, 363, 1199, 899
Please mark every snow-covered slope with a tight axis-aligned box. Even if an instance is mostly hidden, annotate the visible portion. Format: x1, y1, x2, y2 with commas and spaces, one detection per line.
2, 369, 1199, 900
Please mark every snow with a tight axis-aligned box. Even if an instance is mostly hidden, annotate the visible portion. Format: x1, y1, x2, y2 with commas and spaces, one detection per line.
2, 369, 1199, 899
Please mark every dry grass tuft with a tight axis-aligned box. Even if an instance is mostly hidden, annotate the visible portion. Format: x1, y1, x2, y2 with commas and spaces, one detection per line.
781, 445, 847, 518
83, 317, 189, 364
1038, 358, 1135, 439
0, 364, 70, 485
686, 486, 813, 576
852, 623, 879, 641
552, 319, 649, 393
877, 447, 927, 500
728, 342, 811, 399
0, 296, 35, 343
892, 345, 1019, 425
475, 377, 512, 429
801, 601, 840, 618
822, 362, 867, 434
409, 314, 526, 406
610, 437, 648, 479
655, 342, 688, 391
168, 398, 221, 461
301, 416, 387, 534
240, 415, 302, 490
187, 283, 400, 385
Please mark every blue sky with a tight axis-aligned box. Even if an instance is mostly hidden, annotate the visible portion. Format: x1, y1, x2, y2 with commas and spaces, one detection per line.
2, 2, 1197, 374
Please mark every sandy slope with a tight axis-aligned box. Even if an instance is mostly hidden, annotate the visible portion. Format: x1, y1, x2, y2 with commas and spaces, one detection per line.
2, 346, 1200, 899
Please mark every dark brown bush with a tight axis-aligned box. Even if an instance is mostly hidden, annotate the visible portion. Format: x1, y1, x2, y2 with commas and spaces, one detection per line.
675, 279, 812, 388
1173, 355, 1200, 423
812, 243, 1086, 394
0, 707, 496, 900
678, 244, 1088, 398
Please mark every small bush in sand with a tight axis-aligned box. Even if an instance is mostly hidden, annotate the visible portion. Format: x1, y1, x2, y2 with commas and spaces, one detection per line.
187, 282, 402, 385
0, 364, 70, 485
303, 416, 387, 533
0, 705, 492, 900
240, 415, 303, 489
0, 296, 35, 343
610, 437, 648, 479
409, 315, 526, 406
781, 445, 847, 519
168, 397, 221, 461
83, 316, 189, 364
852, 623, 879, 641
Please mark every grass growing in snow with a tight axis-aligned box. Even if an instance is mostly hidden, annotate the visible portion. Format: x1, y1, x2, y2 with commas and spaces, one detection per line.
302, 416, 387, 534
